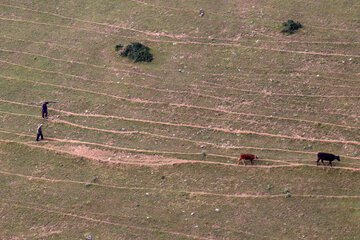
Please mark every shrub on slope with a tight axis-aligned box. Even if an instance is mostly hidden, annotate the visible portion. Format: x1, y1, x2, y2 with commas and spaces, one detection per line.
118, 42, 153, 63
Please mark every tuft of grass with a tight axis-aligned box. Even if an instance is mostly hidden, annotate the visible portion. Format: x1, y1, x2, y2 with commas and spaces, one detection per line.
201, 150, 207, 158
91, 175, 98, 183
114, 44, 123, 52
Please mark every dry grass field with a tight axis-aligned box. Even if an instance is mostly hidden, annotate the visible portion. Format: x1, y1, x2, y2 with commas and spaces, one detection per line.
0, 0, 360, 239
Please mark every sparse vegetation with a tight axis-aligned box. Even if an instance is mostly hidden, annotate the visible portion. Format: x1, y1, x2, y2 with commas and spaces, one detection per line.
1, 0, 359, 239
91, 175, 98, 183
119, 42, 153, 63
201, 150, 207, 158
284, 188, 291, 198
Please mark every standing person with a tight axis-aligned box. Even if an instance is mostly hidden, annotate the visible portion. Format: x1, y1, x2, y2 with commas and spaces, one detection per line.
41, 101, 49, 119
36, 124, 44, 141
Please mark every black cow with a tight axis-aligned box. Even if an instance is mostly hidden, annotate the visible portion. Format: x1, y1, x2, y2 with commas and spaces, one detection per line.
317, 152, 340, 167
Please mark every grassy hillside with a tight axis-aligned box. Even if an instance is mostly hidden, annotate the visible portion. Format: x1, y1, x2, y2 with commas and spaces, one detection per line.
0, 0, 359, 239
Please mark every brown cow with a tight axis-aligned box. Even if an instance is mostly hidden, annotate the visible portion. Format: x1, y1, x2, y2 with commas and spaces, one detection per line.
238, 153, 258, 165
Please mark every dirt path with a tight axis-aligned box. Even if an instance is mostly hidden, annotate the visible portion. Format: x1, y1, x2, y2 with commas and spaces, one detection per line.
1, 169, 360, 201
0, 16, 109, 35
0, 137, 295, 166
199, 79, 360, 99
2, 15, 360, 59
195, 68, 360, 84
5, 29, 359, 86
0, 201, 204, 239
1, 35, 92, 56
0, 59, 114, 84
2, 60, 359, 128
0, 200, 275, 239
0, 74, 165, 105
1, 98, 359, 147
0, 48, 160, 78
4, 110, 360, 162
248, 46, 360, 58
3, 3, 360, 48
1, 71, 358, 131
2, 60, 359, 129
4, 59, 360, 113
3, 71, 360, 129
0, 3, 192, 39
310, 25, 360, 33
2, 137, 360, 171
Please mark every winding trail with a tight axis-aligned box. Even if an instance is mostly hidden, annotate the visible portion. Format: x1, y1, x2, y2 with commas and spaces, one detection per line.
2, 31, 360, 86
0, 48, 161, 79
0, 110, 137, 134
1, 98, 359, 147
2, 15, 360, 58
1, 137, 360, 170
1, 35, 92, 56
0, 132, 296, 166
199, 79, 360, 99
310, 24, 360, 33
0, 138, 296, 167
0, 59, 114, 84
2, 59, 359, 127
1, 199, 275, 239
0, 16, 109, 35
1, 35, 89, 54
1, 3, 360, 239
0, 201, 205, 239
1, 169, 360, 201
193, 68, 360, 84
2, 110, 360, 163
2, 59, 359, 125
3, 71, 360, 131
2, 3, 360, 49
3, 59, 360, 112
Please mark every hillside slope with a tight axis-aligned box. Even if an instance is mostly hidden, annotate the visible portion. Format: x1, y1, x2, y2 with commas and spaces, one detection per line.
1, 0, 359, 239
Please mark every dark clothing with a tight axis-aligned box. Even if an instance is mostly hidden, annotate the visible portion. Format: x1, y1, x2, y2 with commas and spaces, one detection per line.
36, 125, 43, 141
42, 102, 48, 118
36, 132, 44, 141
42, 110, 47, 119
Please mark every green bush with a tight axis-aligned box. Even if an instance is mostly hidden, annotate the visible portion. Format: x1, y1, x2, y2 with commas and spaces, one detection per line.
281, 20, 302, 34
120, 42, 153, 63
